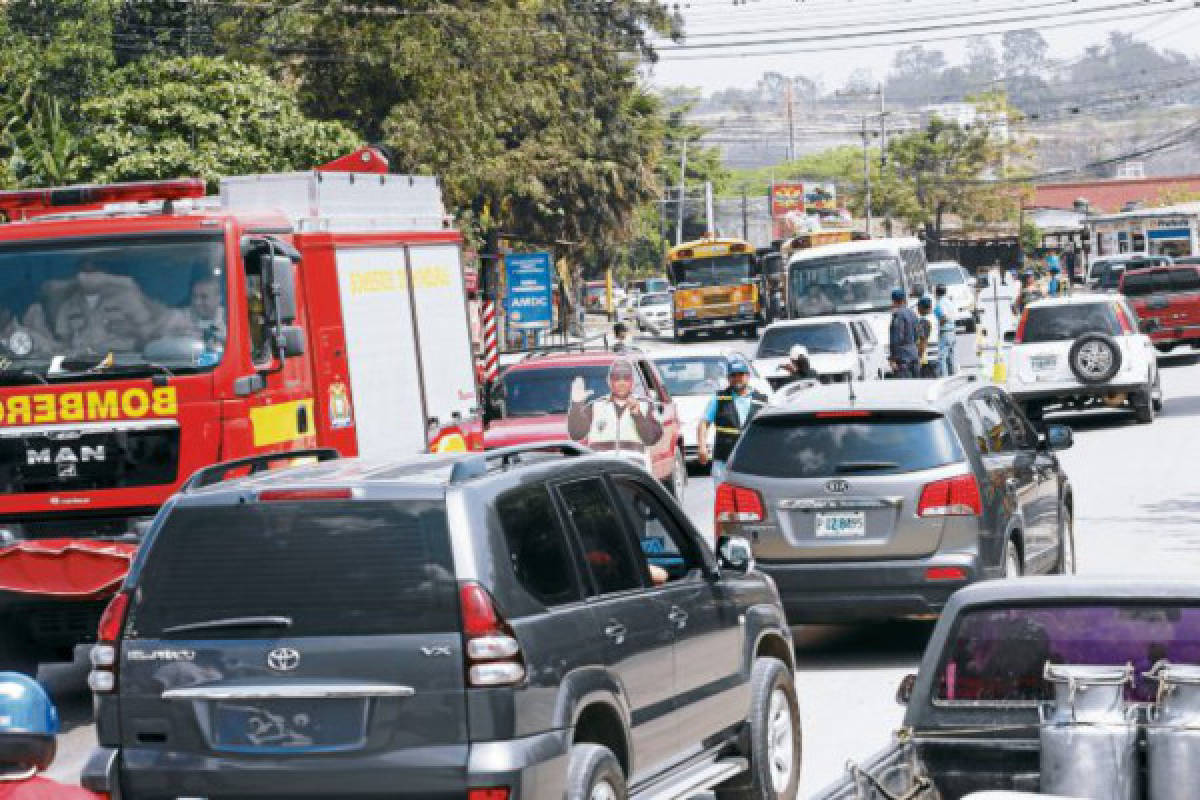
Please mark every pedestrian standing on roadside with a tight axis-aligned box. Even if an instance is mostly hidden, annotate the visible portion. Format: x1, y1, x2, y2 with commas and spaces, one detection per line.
916, 296, 939, 378
1012, 270, 1043, 316
934, 284, 957, 376
1046, 263, 1065, 297
697, 357, 768, 482
888, 288, 920, 379
611, 321, 631, 353
0, 673, 103, 799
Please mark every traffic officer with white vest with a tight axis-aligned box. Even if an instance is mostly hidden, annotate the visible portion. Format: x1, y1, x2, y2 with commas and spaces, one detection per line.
696, 357, 769, 482
567, 358, 663, 456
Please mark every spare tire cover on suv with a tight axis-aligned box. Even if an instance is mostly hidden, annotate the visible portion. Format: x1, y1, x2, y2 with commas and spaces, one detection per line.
1068, 333, 1122, 384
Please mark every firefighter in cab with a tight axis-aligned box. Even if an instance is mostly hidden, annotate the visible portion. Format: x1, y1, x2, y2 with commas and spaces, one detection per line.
0, 673, 100, 799
696, 357, 768, 482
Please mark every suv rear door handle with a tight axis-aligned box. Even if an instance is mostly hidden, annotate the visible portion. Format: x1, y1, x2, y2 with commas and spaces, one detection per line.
604, 621, 627, 644
668, 606, 688, 629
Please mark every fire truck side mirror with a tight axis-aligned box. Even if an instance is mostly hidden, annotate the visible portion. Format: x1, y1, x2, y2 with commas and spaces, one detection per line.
268, 255, 299, 324
279, 326, 307, 358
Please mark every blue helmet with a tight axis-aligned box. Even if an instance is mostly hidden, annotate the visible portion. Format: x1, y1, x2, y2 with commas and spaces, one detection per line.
0, 672, 59, 776
917, 295, 933, 310
890, 288, 906, 303
728, 357, 750, 375
1048, 263, 1061, 274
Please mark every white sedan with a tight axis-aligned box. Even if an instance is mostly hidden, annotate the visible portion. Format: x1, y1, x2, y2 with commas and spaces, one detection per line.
633, 291, 673, 335
927, 260, 979, 332
651, 348, 772, 464
753, 317, 884, 387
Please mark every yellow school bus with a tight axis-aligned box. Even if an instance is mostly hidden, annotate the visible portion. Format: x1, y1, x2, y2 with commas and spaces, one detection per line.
666, 236, 760, 341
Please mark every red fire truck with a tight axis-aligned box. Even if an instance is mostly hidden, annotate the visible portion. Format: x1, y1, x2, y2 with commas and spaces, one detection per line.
0, 149, 479, 673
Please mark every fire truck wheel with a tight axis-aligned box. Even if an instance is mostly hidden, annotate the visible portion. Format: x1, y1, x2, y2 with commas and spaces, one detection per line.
0, 629, 38, 677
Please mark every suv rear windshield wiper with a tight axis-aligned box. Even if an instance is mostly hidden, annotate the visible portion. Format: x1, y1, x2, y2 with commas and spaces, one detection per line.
836, 461, 900, 473
162, 615, 293, 636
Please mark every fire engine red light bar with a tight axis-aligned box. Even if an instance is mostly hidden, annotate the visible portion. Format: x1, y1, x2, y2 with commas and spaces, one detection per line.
0, 178, 206, 212
258, 488, 355, 502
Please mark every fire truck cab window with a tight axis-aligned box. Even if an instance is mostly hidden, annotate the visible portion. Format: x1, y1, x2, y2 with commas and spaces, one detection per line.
243, 249, 272, 365
0, 235, 227, 378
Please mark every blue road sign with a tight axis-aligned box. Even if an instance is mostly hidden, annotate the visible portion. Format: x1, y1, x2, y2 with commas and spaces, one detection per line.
505, 252, 554, 330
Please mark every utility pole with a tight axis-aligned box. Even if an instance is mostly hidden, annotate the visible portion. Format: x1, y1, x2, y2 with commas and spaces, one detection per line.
741, 187, 749, 240
861, 117, 872, 237
704, 181, 714, 236
879, 83, 891, 236
675, 138, 688, 245
785, 82, 796, 162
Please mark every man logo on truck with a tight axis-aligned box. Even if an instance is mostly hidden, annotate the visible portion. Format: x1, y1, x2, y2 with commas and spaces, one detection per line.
26, 446, 106, 466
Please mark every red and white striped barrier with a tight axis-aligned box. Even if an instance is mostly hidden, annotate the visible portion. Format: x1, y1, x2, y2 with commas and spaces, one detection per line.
481, 301, 498, 382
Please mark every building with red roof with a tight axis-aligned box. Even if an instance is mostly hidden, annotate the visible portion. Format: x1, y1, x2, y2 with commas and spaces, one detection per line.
1034, 175, 1200, 213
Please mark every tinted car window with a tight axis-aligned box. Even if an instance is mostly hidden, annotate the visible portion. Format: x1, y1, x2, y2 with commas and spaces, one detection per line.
987, 391, 1033, 450
613, 478, 703, 583
496, 486, 581, 607
502, 365, 645, 416
758, 323, 853, 357
731, 413, 964, 478
1022, 304, 1120, 343
655, 356, 729, 397
1122, 270, 1171, 297
558, 478, 644, 595
1173, 268, 1200, 291
131, 502, 457, 638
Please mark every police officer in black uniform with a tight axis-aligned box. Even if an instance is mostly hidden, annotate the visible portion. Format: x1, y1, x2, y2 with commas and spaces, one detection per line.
696, 357, 769, 481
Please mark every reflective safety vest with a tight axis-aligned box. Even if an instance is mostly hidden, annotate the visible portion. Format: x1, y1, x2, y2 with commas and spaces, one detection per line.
712, 389, 769, 462
585, 396, 653, 453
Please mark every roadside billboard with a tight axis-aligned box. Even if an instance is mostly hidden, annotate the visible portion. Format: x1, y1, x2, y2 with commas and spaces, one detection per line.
504, 251, 554, 329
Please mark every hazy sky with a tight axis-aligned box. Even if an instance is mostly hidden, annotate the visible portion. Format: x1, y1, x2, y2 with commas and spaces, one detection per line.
645, 0, 1200, 92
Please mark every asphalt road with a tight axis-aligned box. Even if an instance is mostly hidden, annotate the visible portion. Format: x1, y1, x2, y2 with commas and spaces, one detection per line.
46, 298, 1200, 799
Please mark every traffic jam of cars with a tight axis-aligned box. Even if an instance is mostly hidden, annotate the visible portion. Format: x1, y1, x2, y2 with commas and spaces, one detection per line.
0, 167, 1195, 800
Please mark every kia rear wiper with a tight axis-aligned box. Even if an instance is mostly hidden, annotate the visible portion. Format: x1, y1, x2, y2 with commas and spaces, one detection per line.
836, 461, 899, 473
162, 615, 293, 636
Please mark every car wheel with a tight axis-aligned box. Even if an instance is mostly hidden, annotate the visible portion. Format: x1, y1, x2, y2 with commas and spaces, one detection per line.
1152, 370, 1164, 412
567, 743, 627, 800
664, 448, 687, 499
1133, 385, 1155, 424
715, 657, 801, 800
1004, 537, 1022, 579
1068, 333, 1122, 384
0, 628, 38, 676
1056, 506, 1076, 575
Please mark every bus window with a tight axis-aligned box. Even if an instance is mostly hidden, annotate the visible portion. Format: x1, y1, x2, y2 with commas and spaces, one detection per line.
788, 252, 902, 318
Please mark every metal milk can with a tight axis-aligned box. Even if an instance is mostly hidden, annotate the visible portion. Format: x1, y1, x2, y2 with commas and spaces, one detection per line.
1146, 662, 1200, 800
1040, 663, 1138, 800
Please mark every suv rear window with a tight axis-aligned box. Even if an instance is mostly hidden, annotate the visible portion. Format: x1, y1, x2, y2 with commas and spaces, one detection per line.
1125, 268, 1200, 296
1022, 303, 1120, 343
730, 414, 963, 478
130, 501, 457, 638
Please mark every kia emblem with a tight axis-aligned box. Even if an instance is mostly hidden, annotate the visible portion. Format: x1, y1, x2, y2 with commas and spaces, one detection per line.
266, 647, 300, 672
825, 479, 850, 494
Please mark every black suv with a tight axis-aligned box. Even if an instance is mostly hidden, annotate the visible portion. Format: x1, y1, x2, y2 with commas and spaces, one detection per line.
83, 444, 799, 800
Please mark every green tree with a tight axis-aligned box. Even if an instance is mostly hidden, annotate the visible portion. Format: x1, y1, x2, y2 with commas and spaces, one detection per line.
80, 57, 360, 186
5, 96, 86, 187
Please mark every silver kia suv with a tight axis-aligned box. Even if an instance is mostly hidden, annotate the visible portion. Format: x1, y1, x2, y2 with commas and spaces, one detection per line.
716, 377, 1076, 623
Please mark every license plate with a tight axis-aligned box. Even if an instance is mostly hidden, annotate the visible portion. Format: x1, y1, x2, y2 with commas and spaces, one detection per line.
213, 698, 366, 752
815, 511, 866, 538
1031, 355, 1057, 372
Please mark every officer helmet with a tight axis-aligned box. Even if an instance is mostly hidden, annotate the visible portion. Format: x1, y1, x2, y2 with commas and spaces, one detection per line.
788, 344, 809, 362
608, 358, 635, 381
890, 288, 906, 303
728, 357, 750, 375
0, 672, 59, 778
917, 295, 933, 310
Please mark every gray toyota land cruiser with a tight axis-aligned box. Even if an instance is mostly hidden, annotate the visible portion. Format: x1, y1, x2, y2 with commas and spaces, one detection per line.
83, 444, 799, 800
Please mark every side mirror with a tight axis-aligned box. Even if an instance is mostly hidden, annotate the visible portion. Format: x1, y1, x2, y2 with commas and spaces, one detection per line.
1003, 330, 1017, 344
279, 325, 306, 358
268, 255, 299, 324
896, 673, 917, 705
1042, 424, 1073, 451
717, 535, 754, 574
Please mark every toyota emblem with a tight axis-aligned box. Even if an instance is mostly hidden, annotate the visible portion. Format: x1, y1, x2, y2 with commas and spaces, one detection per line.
825, 479, 850, 494
266, 647, 300, 672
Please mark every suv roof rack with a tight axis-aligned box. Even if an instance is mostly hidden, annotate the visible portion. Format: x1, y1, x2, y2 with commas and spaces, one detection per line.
449, 441, 589, 483
514, 332, 612, 361
182, 448, 342, 492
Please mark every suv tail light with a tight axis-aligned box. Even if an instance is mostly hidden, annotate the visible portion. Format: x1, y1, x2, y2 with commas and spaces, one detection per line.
715, 483, 765, 529
459, 582, 525, 687
88, 591, 130, 693
917, 473, 983, 517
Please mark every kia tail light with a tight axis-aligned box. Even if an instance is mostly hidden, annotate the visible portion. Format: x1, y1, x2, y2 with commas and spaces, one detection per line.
917, 473, 983, 517
715, 483, 765, 530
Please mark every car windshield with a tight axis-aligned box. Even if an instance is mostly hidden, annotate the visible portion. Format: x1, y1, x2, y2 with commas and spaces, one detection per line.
640, 292, 670, 307
654, 356, 730, 396
929, 266, 967, 286
757, 323, 853, 357
936, 603, 1200, 705
0, 235, 227, 380
1023, 304, 1120, 343
501, 365, 613, 416
672, 254, 752, 287
730, 413, 963, 478
789, 253, 903, 317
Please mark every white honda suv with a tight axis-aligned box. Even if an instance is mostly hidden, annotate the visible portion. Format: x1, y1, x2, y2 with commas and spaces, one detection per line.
1007, 293, 1162, 424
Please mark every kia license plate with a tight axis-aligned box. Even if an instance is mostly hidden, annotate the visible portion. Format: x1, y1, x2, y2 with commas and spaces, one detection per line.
1031, 355, 1057, 372
815, 511, 866, 538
